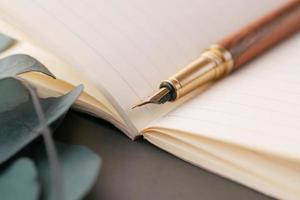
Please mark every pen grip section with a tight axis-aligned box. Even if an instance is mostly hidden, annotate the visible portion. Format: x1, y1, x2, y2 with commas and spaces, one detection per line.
219, 0, 300, 68
166, 45, 233, 99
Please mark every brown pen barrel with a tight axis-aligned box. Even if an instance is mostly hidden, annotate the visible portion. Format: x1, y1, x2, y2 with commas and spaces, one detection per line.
219, 0, 300, 68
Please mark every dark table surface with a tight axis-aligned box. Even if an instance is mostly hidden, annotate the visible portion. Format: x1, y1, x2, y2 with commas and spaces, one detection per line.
55, 111, 273, 200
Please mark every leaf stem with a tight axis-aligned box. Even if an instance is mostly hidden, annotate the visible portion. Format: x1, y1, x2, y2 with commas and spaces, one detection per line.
21, 79, 64, 200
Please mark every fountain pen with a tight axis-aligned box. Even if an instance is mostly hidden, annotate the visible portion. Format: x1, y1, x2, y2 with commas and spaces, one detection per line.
132, 0, 300, 109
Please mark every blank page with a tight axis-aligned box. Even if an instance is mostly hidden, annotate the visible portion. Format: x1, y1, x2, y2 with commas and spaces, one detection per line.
0, 0, 284, 131
148, 32, 300, 160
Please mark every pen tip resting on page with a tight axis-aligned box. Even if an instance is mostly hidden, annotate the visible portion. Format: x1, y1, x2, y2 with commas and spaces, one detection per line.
131, 87, 172, 109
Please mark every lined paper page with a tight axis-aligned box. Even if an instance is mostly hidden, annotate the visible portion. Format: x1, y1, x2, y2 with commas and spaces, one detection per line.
148, 33, 300, 159
0, 0, 284, 131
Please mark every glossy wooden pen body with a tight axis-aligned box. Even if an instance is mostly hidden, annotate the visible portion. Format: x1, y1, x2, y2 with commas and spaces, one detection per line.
133, 1, 300, 108
220, 0, 300, 68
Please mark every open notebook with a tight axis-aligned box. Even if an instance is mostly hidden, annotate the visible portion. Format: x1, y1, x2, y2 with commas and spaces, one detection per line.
0, 0, 299, 199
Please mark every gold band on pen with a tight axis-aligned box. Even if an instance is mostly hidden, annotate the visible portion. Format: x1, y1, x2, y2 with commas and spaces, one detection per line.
162, 45, 234, 100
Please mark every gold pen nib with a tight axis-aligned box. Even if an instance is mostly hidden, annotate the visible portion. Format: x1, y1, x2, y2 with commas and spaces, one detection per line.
131, 87, 172, 109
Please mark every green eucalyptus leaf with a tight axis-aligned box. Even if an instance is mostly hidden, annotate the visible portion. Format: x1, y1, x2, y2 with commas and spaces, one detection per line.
0, 77, 83, 164
35, 142, 101, 200
0, 158, 39, 200
0, 33, 15, 53
0, 54, 55, 79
